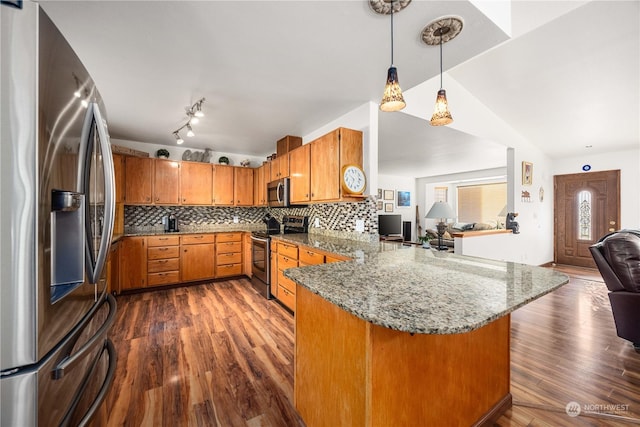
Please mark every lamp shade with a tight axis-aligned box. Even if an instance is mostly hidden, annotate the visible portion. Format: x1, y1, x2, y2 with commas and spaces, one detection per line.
430, 89, 453, 126
380, 67, 406, 112
425, 201, 455, 220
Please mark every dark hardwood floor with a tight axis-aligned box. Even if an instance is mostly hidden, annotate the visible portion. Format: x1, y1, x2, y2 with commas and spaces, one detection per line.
104, 266, 640, 426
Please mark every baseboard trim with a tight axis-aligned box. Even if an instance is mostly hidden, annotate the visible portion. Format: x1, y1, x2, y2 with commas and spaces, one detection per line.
473, 393, 513, 427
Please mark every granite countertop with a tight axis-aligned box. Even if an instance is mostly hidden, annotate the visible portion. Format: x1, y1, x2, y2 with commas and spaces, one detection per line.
123, 223, 265, 237
282, 234, 569, 335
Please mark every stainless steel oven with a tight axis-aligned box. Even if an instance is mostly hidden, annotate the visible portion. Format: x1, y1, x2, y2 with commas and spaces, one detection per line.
250, 232, 271, 299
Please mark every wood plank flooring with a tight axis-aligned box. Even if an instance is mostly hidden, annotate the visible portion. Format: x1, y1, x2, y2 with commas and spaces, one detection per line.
103, 267, 640, 426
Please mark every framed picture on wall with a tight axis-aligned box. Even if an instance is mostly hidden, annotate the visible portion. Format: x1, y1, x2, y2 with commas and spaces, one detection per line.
396, 191, 410, 207
383, 190, 394, 200
522, 161, 533, 185
377, 188, 383, 199
384, 203, 394, 212
377, 200, 383, 210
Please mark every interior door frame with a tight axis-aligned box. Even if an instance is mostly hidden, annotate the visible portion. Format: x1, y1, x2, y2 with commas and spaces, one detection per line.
553, 169, 620, 267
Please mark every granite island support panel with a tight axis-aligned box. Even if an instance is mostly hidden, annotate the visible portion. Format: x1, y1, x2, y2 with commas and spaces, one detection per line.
283, 238, 568, 427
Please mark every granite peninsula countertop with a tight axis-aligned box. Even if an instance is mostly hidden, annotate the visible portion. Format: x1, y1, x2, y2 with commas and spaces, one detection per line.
282, 234, 569, 335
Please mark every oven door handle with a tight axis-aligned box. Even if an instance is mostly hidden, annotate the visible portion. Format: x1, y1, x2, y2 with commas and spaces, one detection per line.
250, 235, 269, 244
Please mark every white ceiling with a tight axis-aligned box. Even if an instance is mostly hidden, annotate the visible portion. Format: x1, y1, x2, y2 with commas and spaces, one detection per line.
40, 1, 639, 178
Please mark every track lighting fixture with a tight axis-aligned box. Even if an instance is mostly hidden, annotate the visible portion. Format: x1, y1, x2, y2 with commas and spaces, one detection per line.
171, 97, 205, 144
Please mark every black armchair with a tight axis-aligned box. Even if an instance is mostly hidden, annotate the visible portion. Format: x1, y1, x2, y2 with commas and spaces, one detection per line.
589, 229, 640, 350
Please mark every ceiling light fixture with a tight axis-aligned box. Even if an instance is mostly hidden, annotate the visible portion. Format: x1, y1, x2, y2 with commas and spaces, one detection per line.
171, 97, 205, 144
378, 0, 407, 112
421, 16, 463, 126
173, 131, 184, 145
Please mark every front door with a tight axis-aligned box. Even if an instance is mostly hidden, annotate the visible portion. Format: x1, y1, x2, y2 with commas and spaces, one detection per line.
554, 170, 620, 268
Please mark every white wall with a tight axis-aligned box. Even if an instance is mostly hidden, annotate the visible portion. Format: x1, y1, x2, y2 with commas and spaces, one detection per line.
377, 174, 417, 240
552, 148, 640, 229
111, 138, 266, 168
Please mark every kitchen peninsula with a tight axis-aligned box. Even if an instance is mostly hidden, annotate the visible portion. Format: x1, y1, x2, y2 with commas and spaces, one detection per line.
283, 239, 569, 426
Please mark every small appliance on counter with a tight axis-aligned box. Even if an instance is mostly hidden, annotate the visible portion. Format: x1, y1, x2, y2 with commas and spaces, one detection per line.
162, 214, 179, 232
282, 215, 309, 234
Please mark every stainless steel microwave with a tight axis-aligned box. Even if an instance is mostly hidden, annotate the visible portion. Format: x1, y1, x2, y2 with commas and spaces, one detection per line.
267, 178, 291, 207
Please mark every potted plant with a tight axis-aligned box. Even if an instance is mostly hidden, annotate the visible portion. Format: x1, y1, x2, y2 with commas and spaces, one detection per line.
417, 235, 431, 249
156, 149, 170, 159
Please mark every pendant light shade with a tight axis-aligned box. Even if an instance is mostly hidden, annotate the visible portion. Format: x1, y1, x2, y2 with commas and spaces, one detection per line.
379, 0, 406, 112
421, 17, 463, 127
380, 66, 406, 112
430, 89, 453, 126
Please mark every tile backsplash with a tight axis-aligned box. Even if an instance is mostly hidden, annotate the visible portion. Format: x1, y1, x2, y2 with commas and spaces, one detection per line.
124, 198, 378, 241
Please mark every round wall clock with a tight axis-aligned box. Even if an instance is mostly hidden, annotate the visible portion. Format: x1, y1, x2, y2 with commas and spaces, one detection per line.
341, 164, 366, 195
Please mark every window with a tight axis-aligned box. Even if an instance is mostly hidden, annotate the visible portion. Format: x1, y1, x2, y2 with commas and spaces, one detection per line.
457, 183, 507, 224
578, 190, 592, 241
434, 186, 448, 203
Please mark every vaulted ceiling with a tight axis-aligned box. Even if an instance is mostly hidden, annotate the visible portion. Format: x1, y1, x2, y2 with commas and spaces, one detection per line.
41, 1, 639, 178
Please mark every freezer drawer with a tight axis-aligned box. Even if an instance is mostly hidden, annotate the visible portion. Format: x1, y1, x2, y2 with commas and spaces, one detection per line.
0, 294, 117, 426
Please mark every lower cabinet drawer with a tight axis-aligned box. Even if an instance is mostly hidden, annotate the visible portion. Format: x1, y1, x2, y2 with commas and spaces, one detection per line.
278, 254, 298, 270
148, 246, 179, 260
216, 263, 242, 277
148, 271, 180, 286
216, 241, 242, 255
278, 284, 295, 311
148, 258, 180, 273
216, 252, 242, 265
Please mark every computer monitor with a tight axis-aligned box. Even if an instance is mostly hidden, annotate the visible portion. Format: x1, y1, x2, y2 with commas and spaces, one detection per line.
378, 214, 402, 236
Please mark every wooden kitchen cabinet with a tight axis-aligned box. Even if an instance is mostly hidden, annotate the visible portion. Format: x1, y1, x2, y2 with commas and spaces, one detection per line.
289, 143, 311, 203
106, 240, 120, 294
276, 135, 302, 157
243, 233, 252, 277
234, 167, 254, 206
112, 154, 125, 204
270, 241, 278, 299
124, 156, 153, 204
153, 159, 180, 204
276, 241, 298, 312
215, 232, 243, 278
212, 164, 234, 206
180, 234, 215, 282
253, 164, 267, 207
269, 154, 289, 182
310, 128, 362, 202
119, 236, 147, 290
181, 161, 212, 205
147, 235, 180, 286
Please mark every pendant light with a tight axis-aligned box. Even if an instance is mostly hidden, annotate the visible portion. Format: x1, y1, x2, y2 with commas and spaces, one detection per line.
430, 27, 453, 126
421, 16, 463, 127
379, 0, 406, 112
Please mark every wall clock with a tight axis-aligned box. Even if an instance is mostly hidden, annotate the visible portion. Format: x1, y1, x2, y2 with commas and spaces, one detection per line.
341, 164, 366, 195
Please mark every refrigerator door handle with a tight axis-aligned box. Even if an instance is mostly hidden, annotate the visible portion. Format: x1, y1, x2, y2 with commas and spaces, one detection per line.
79, 102, 116, 285
90, 103, 115, 285
58, 338, 116, 427
53, 294, 117, 380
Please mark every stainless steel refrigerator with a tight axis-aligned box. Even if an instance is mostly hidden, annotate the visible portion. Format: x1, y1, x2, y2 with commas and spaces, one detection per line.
1, 2, 117, 425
